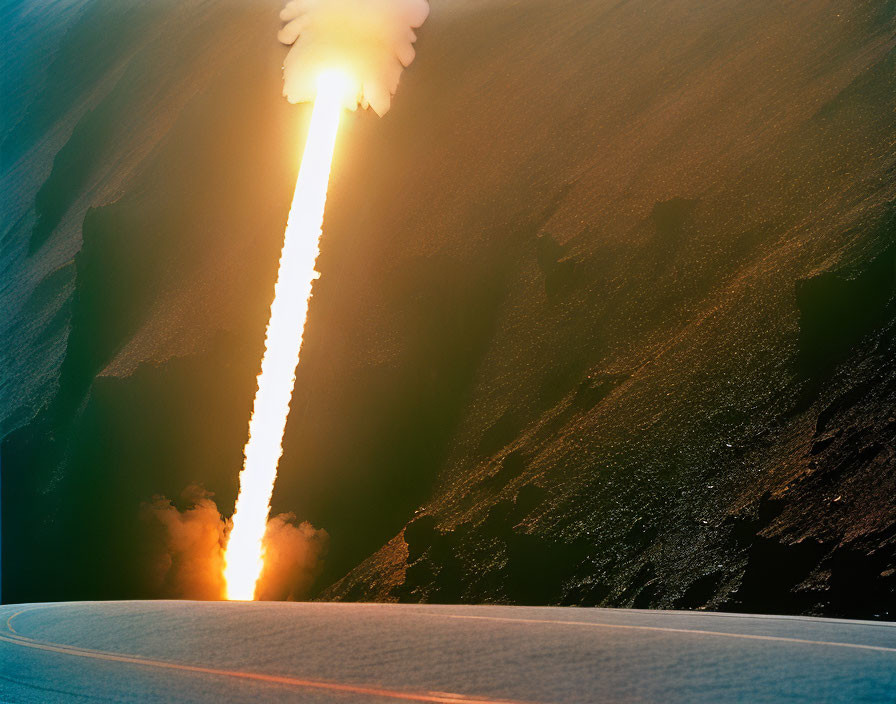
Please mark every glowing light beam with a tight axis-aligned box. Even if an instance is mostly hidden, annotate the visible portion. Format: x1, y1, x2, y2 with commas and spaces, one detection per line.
223, 71, 349, 601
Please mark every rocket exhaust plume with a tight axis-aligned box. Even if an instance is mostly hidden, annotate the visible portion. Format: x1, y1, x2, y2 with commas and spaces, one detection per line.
223, 0, 428, 601
278, 0, 429, 116
223, 71, 347, 600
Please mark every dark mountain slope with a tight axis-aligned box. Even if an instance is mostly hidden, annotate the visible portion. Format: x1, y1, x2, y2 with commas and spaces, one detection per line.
2, 0, 894, 614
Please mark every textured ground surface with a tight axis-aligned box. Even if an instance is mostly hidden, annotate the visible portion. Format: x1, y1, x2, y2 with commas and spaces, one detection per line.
2, 601, 895, 703
1, 0, 895, 613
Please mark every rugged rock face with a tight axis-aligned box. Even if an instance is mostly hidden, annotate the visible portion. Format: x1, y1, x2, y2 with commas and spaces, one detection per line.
2, 0, 894, 615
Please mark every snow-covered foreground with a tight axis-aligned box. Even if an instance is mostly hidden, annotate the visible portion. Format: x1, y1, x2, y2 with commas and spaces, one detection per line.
1, 601, 894, 702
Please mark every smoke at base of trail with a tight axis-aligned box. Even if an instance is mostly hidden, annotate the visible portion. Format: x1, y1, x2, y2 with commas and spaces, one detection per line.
278, 0, 429, 115
142, 485, 327, 601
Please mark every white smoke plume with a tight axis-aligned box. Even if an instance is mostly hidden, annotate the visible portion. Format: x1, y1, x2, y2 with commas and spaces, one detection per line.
278, 0, 429, 115
142, 485, 327, 600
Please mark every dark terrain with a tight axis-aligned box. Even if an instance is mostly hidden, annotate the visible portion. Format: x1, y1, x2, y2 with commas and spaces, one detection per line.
1, 0, 894, 617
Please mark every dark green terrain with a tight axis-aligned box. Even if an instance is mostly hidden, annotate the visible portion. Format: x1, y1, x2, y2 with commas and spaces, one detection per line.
2, 0, 894, 617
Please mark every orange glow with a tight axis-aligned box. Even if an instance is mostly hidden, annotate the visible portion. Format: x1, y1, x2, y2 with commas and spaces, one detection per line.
223, 71, 350, 600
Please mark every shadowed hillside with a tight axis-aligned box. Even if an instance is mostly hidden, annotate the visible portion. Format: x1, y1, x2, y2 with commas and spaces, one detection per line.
2, 0, 894, 616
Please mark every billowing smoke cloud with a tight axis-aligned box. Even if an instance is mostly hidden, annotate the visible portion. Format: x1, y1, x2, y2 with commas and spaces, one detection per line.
278, 0, 429, 115
255, 513, 329, 601
141, 485, 227, 600
142, 485, 327, 601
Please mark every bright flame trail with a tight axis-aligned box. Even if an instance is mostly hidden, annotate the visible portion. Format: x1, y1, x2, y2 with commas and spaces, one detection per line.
223, 72, 348, 600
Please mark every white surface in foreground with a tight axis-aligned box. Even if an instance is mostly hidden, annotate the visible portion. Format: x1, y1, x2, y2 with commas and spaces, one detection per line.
1, 601, 894, 703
